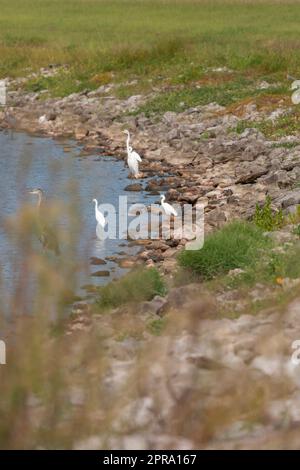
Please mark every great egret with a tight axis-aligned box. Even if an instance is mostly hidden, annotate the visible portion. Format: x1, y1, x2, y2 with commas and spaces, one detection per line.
38, 115, 47, 125
28, 188, 60, 255
92, 199, 106, 227
160, 194, 178, 217
291, 80, 300, 105
123, 129, 142, 178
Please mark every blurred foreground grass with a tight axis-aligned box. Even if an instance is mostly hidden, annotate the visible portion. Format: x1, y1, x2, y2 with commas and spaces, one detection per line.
2, 194, 300, 448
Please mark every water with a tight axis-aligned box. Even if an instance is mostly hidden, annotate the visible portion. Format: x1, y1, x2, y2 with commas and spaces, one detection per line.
0, 130, 160, 299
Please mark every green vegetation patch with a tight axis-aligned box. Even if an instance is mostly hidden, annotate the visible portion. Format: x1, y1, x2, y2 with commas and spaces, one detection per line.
135, 79, 285, 116
147, 317, 167, 336
253, 196, 284, 231
178, 221, 270, 280
96, 267, 166, 310
233, 109, 300, 140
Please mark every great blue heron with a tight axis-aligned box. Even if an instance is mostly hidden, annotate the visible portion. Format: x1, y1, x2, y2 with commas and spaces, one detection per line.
123, 129, 142, 178
3, 109, 17, 139
160, 194, 178, 217
28, 188, 60, 255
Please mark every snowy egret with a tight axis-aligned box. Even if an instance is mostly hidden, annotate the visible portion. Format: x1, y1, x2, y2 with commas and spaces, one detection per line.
123, 130, 142, 178
160, 194, 178, 217
28, 188, 60, 255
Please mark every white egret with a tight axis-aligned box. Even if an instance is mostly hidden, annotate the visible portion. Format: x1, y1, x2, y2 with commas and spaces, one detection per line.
92, 199, 106, 227
160, 194, 178, 217
38, 115, 47, 125
28, 188, 60, 255
123, 129, 142, 178
291, 80, 300, 105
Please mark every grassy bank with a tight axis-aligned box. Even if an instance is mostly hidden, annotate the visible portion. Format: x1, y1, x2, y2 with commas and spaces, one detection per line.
2, 1, 300, 97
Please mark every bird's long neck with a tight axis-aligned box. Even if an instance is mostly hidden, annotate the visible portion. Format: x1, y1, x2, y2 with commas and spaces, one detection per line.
161, 196, 165, 204
94, 200, 98, 213
126, 132, 130, 152
37, 192, 43, 211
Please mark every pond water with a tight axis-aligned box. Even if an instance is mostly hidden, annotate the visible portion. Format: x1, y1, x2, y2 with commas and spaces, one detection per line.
0, 130, 160, 302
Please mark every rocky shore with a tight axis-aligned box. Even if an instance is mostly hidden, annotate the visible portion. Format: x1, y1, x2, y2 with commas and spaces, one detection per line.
2, 69, 300, 271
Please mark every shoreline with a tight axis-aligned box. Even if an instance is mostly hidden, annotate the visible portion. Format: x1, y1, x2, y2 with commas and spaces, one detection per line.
2, 70, 300, 277
2, 72, 300, 218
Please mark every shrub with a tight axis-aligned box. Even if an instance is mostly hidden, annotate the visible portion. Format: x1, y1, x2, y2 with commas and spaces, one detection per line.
96, 267, 166, 309
253, 196, 284, 231
293, 224, 300, 237
178, 221, 270, 280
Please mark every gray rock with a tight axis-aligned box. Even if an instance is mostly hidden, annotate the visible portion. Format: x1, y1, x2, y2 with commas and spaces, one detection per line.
124, 183, 143, 192
139, 295, 167, 316
275, 190, 300, 208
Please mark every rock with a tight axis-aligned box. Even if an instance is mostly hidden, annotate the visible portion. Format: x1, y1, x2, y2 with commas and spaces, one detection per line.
139, 295, 167, 316
117, 259, 136, 269
90, 257, 107, 265
187, 355, 224, 370
124, 183, 143, 191
241, 141, 267, 161
236, 166, 269, 184
205, 208, 227, 228
145, 180, 162, 191
261, 170, 291, 187
147, 241, 170, 251
160, 284, 204, 315
125, 95, 144, 111
162, 248, 177, 259
275, 190, 300, 209
138, 251, 149, 261
91, 270, 110, 277
47, 112, 57, 121
163, 111, 177, 124
145, 259, 155, 268
167, 128, 180, 141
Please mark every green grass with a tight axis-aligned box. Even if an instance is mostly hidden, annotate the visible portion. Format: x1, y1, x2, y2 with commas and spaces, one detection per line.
229, 244, 300, 288
2, 1, 300, 97
233, 109, 300, 140
178, 221, 270, 280
146, 317, 167, 336
293, 224, 300, 237
271, 142, 300, 149
96, 267, 166, 310
135, 78, 286, 116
